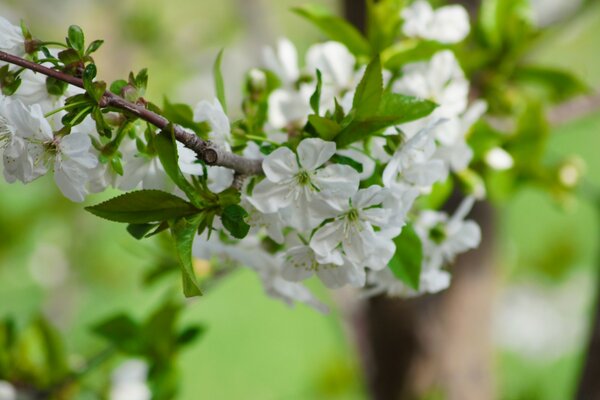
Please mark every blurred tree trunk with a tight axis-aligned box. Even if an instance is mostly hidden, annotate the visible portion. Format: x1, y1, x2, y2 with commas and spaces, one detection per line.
342, 1, 495, 399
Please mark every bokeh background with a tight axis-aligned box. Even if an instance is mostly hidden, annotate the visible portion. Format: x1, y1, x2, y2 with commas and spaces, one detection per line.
0, 0, 599, 399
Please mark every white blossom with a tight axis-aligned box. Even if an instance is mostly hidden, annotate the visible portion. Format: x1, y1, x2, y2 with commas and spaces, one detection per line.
263, 38, 300, 87
0, 16, 25, 58
382, 120, 448, 189
402, 1, 470, 44
310, 186, 395, 269
485, 147, 514, 171
110, 360, 151, 400
282, 245, 365, 289
414, 196, 481, 272
249, 138, 359, 231
0, 98, 97, 201
393, 50, 469, 120
193, 234, 327, 313
193, 98, 231, 148
267, 86, 313, 130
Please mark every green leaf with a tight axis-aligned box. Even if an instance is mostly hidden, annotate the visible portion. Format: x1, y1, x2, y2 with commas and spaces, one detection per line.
366, 0, 403, 53
377, 92, 437, 123
67, 25, 85, 55
389, 224, 423, 290
334, 116, 399, 148
127, 223, 159, 240
85, 190, 199, 224
86, 39, 104, 55
156, 130, 203, 207
162, 97, 209, 138
513, 65, 589, 102
308, 115, 341, 141
382, 40, 444, 70
221, 204, 250, 239
170, 215, 204, 297
352, 55, 383, 119
293, 4, 371, 57
57, 48, 81, 66
83, 63, 97, 94
213, 49, 227, 114
331, 154, 363, 173
46, 76, 67, 96
93, 314, 141, 354
110, 79, 128, 95
310, 69, 323, 114
34, 317, 69, 380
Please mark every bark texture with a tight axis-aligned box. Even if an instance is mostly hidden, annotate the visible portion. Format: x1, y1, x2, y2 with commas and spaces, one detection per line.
342, 1, 496, 399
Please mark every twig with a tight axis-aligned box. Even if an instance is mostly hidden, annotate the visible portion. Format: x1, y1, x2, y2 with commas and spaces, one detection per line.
0, 50, 264, 176
548, 91, 600, 126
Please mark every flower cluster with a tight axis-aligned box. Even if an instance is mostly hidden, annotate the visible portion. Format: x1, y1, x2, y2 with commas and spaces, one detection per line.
0, 1, 484, 313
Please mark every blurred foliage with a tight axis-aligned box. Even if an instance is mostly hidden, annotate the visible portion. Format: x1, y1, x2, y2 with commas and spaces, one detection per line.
0, 0, 599, 399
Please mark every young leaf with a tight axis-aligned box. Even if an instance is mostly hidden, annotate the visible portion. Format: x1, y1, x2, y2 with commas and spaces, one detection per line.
377, 92, 437, 123
155, 130, 203, 207
213, 49, 227, 114
334, 116, 399, 148
170, 215, 204, 297
308, 115, 341, 141
389, 224, 423, 290
293, 4, 371, 57
310, 69, 323, 114
221, 204, 250, 239
85, 190, 199, 223
352, 55, 383, 119
86, 39, 104, 55
110, 79, 128, 95
67, 25, 85, 55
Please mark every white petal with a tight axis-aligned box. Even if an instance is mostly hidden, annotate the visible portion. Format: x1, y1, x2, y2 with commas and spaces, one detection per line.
262, 146, 298, 183
297, 138, 336, 171
314, 164, 359, 199
248, 179, 293, 213
310, 220, 345, 264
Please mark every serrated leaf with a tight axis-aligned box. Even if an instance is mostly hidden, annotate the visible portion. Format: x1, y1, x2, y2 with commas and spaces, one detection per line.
156, 130, 203, 207
389, 224, 422, 290
67, 25, 85, 55
377, 92, 437, 123
352, 55, 383, 119
293, 5, 371, 57
85, 190, 199, 223
213, 49, 227, 114
170, 215, 204, 297
221, 204, 250, 239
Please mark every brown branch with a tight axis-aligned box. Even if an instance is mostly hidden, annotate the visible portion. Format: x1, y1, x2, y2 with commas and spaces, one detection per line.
548, 91, 600, 126
0, 50, 264, 176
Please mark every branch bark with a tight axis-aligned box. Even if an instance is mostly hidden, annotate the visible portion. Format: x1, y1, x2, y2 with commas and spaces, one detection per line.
0, 50, 264, 176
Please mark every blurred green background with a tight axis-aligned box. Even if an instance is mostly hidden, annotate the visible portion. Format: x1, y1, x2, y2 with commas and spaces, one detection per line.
0, 0, 599, 399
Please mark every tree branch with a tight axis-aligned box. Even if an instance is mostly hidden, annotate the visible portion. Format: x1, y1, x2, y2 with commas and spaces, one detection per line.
0, 50, 264, 176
